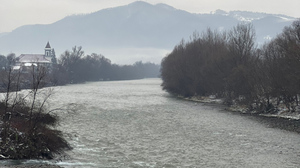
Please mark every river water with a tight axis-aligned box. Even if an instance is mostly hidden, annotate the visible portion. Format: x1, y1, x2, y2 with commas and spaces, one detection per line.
2, 78, 300, 167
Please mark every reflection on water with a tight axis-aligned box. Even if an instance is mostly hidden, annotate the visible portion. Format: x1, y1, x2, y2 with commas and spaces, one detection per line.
2, 79, 300, 167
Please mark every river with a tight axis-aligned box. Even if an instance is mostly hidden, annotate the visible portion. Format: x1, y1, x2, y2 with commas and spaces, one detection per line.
2, 78, 300, 167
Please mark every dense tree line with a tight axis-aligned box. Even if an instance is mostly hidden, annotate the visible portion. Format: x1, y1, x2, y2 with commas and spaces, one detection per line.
0, 47, 160, 86
161, 20, 300, 113
52, 46, 160, 84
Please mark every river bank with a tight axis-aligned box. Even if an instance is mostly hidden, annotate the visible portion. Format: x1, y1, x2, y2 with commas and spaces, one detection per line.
184, 96, 300, 134
1, 164, 62, 168
1, 79, 300, 167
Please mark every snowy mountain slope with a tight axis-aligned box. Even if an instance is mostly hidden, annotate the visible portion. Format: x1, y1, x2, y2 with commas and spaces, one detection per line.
0, 1, 296, 63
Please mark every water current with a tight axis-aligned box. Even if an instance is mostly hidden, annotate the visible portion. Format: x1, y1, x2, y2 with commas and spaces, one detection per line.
2, 78, 300, 167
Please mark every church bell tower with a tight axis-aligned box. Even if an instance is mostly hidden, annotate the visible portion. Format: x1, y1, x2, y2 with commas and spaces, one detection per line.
44, 41, 57, 64
45, 41, 52, 57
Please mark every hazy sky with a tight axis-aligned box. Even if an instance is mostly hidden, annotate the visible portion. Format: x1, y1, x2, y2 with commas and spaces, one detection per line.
1, 0, 299, 33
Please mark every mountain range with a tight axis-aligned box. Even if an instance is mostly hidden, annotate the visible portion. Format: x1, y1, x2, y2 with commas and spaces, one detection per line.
0, 1, 296, 64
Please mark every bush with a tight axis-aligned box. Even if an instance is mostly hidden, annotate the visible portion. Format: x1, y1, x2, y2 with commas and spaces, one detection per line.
0, 65, 71, 160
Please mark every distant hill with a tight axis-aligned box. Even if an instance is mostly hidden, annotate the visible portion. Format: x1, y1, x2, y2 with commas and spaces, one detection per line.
0, 1, 296, 64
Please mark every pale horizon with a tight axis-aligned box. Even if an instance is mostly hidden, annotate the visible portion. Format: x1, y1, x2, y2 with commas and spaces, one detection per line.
0, 0, 299, 33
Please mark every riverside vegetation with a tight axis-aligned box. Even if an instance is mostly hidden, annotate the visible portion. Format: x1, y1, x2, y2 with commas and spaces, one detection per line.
1, 19, 299, 160
161, 20, 300, 115
0, 47, 160, 86
0, 65, 71, 159
0, 47, 160, 160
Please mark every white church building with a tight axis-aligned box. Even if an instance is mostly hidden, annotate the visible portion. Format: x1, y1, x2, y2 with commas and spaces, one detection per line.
13, 42, 56, 71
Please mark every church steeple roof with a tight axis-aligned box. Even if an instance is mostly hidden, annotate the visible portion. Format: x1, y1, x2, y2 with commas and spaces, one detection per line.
45, 41, 51, 48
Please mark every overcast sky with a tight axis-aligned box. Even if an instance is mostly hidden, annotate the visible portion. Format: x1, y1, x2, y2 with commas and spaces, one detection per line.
1, 0, 299, 33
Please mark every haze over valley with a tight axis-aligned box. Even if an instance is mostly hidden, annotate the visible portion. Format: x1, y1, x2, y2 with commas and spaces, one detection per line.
0, 1, 296, 64
1, 1, 300, 167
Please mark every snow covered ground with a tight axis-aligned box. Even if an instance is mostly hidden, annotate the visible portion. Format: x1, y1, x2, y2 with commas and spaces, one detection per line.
184, 96, 300, 120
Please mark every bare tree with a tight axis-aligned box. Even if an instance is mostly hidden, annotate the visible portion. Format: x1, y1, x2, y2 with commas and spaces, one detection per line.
0, 63, 71, 159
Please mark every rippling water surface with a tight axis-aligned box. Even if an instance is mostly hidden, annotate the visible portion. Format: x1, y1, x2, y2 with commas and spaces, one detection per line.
8, 79, 300, 167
